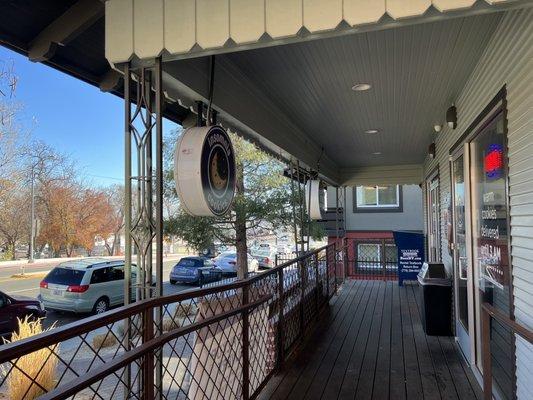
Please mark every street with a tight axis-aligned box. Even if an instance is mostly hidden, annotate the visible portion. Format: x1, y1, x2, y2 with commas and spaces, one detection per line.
0, 256, 196, 329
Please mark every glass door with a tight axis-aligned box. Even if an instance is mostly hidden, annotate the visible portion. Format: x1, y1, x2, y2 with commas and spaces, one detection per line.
469, 109, 513, 398
451, 148, 474, 363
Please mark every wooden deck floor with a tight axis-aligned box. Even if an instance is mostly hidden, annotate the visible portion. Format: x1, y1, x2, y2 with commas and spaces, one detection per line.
259, 280, 483, 400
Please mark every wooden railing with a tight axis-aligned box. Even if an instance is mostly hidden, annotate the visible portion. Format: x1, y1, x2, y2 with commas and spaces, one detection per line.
481, 302, 533, 400
0, 243, 345, 400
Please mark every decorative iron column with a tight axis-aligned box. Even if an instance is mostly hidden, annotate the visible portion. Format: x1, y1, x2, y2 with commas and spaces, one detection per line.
123, 58, 164, 399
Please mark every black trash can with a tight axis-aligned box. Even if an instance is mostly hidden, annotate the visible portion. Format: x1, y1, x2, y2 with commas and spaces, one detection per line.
417, 262, 452, 336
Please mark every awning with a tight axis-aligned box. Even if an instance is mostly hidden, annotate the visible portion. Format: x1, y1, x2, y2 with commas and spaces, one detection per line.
105, 0, 526, 64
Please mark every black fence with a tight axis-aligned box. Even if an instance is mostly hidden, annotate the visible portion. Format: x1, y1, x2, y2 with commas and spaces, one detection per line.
347, 239, 398, 280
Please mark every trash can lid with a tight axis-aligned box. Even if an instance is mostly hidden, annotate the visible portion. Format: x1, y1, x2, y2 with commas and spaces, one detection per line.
417, 262, 451, 286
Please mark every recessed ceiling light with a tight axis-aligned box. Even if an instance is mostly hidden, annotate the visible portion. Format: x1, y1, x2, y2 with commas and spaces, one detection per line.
372, 151, 382, 155
351, 83, 372, 91
365, 129, 379, 134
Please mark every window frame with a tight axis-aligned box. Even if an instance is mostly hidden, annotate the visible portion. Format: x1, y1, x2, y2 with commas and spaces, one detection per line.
353, 185, 403, 213
357, 243, 381, 262
90, 267, 111, 284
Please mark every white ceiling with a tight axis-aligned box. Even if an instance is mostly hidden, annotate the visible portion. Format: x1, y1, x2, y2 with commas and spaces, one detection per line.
222, 12, 503, 168
163, 12, 503, 183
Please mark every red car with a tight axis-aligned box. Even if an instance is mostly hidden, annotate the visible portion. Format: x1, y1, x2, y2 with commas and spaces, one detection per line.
0, 290, 46, 337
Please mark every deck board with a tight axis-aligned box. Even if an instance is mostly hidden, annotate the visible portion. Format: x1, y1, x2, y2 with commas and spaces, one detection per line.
389, 282, 407, 400
337, 281, 381, 399
288, 280, 369, 399
304, 281, 373, 400
260, 280, 483, 400
261, 279, 361, 400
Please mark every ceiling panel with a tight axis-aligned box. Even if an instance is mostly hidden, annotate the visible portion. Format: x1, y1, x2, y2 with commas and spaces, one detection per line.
222, 13, 503, 168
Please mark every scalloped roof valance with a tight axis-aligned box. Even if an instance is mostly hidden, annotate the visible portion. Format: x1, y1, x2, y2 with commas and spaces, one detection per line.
105, 0, 521, 64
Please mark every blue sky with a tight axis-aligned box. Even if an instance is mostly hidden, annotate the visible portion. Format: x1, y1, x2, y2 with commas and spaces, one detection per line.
1, 46, 178, 187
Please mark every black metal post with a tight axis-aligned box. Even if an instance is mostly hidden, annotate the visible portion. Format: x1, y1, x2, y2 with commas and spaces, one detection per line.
300, 259, 305, 337
314, 252, 320, 315
326, 246, 330, 299
277, 268, 285, 369
242, 285, 250, 400
142, 305, 154, 400
196, 101, 204, 127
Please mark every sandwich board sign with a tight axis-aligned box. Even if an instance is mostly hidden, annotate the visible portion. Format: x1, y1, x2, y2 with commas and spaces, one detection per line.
393, 231, 425, 286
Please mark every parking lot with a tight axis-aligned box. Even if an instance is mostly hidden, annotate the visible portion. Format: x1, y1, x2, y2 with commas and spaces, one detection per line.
0, 256, 195, 329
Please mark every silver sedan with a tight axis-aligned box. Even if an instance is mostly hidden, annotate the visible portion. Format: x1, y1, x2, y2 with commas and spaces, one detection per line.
212, 252, 259, 276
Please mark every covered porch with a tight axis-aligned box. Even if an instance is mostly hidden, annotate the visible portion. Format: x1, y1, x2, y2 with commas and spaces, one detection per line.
260, 280, 482, 400
0, 0, 532, 399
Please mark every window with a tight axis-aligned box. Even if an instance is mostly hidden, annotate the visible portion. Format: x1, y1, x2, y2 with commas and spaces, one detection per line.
45, 268, 85, 285
177, 259, 203, 268
90, 268, 111, 284
357, 243, 381, 269
354, 185, 402, 212
355, 241, 398, 272
109, 266, 125, 281
357, 243, 381, 262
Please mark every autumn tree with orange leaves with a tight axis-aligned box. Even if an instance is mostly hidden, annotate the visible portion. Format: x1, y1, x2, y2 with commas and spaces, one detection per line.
38, 183, 117, 257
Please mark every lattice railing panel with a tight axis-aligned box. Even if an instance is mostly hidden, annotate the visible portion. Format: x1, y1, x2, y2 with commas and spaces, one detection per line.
0, 244, 342, 399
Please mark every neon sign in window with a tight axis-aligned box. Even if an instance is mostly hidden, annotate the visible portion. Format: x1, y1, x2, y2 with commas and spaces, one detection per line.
484, 143, 503, 180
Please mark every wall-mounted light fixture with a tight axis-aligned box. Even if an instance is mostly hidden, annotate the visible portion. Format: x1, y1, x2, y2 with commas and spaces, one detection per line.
446, 105, 457, 129
351, 83, 371, 91
428, 142, 436, 159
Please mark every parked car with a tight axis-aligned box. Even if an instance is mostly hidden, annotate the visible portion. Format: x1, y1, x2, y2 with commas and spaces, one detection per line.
198, 247, 217, 258
212, 252, 259, 276
0, 290, 46, 337
252, 248, 277, 269
169, 257, 222, 285
276, 245, 289, 254
39, 258, 133, 315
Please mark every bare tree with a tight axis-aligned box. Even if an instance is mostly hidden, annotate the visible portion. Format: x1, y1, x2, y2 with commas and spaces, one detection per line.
0, 59, 28, 182
103, 185, 125, 255
0, 60, 29, 258
0, 181, 30, 259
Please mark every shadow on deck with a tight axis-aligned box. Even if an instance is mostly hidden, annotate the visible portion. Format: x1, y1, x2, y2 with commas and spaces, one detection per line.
259, 280, 483, 400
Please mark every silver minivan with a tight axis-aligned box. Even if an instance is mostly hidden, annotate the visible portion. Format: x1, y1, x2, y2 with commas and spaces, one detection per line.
40, 259, 132, 315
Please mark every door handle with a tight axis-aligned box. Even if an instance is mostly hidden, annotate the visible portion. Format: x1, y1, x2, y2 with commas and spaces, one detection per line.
459, 256, 468, 281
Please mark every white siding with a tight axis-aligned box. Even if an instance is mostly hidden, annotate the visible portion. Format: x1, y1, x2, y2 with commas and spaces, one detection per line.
423, 8, 533, 399
105, 0, 520, 63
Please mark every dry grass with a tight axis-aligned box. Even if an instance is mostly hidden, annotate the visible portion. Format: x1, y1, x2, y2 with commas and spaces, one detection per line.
10, 272, 48, 280
116, 316, 142, 339
114, 304, 197, 336
2, 316, 58, 400
162, 304, 198, 333
92, 333, 118, 350
162, 318, 180, 333
174, 303, 197, 319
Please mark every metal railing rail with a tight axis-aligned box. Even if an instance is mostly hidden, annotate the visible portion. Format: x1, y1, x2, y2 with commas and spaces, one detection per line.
0, 243, 345, 400
481, 302, 533, 400
39, 296, 271, 400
